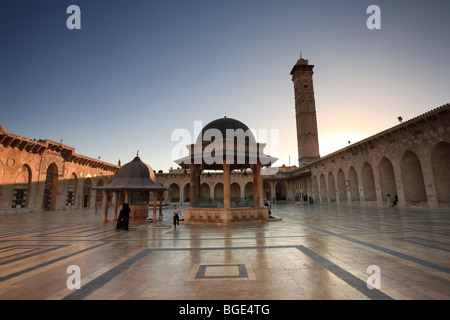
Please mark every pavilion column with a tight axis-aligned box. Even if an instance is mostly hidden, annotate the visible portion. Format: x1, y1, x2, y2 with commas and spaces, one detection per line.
252, 164, 263, 207
114, 191, 119, 220
195, 166, 201, 200
103, 191, 109, 223
256, 164, 264, 207
124, 190, 129, 203
223, 163, 231, 209
189, 163, 196, 207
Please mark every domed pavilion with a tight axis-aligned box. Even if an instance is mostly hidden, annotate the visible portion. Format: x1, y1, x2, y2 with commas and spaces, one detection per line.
174, 117, 278, 224
94, 155, 167, 223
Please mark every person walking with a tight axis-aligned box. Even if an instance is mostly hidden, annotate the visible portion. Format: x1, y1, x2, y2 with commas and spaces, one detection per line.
172, 205, 181, 229
387, 194, 393, 207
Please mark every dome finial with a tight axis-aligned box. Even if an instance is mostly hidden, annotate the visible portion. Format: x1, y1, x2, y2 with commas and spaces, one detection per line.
136, 150, 139, 157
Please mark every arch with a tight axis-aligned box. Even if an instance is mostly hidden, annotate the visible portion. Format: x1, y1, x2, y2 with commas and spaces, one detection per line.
66, 173, 77, 208
337, 169, 347, 201
312, 175, 319, 201
12, 164, 32, 208
401, 151, 427, 203
230, 182, 240, 200
82, 178, 92, 208
199, 182, 210, 199
379, 157, 397, 203
362, 162, 376, 201
244, 182, 253, 199
275, 181, 287, 200
431, 141, 450, 203
214, 182, 224, 201
349, 166, 360, 201
169, 183, 180, 202
319, 174, 327, 202
183, 183, 190, 202
327, 172, 336, 202
95, 179, 104, 208
42, 163, 58, 210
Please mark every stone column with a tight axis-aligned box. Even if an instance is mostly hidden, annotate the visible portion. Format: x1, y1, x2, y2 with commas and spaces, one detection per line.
189, 164, 196, 207
114, 191, 119, 220
252, 164, 263, 207
256, 164, 264, 207
103, 190, 109, 223
223, 163, 231, 209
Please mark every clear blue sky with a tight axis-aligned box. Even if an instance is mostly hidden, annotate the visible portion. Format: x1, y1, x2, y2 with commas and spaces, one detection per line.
1, 0, 449, 171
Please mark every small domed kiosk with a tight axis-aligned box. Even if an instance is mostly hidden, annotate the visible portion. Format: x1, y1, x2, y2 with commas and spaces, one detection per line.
94, 155, 167, 223
174, 117, 278, 224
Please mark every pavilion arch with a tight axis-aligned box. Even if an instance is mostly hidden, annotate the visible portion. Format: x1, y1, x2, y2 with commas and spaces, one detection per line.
200, 182, 211, 199
214, 182, 224, 201
12, 164, 32, 209
401, 150, 427, 203
230, 182, 241, 200
275, 181, 287, 200
379, 157, 397, 201
431, 141, 450, 203
312, 175, 319, 201
327, 172, 336, 202
348, 166, 360, 201
319, 173, 327, 202
42, 163, 59, 210
362, 162, 376, 201
244, 182, 253, 199
337, 169, 347, 202
168, 183, 180, 202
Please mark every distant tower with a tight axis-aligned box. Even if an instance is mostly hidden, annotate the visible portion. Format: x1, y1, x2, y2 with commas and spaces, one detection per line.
290, 56, 320, 166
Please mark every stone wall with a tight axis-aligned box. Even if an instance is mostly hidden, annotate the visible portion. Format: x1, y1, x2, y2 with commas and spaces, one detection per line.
0, 131, 118, 213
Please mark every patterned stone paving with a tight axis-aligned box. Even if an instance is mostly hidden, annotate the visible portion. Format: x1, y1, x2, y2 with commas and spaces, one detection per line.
0, 203, 449, 300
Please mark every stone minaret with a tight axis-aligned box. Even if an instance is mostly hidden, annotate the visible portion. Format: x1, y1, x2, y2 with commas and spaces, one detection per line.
290, 56, 320, 166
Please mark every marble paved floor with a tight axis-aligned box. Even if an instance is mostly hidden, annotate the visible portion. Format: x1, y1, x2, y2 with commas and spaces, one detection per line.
0, 202, 449, 300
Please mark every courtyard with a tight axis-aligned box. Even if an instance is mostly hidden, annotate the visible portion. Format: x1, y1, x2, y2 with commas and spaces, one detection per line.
0, 202, 449, 301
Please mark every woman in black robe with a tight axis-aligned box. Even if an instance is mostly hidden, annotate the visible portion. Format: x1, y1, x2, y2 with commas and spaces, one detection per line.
116, 203, 130, 231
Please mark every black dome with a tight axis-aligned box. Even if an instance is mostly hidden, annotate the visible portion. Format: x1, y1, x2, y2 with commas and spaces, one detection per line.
95, 157, 165, 190
196, 117, 255, 143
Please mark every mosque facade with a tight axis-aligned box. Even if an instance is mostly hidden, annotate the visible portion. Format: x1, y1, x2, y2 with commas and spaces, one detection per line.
1, 58, 449, 213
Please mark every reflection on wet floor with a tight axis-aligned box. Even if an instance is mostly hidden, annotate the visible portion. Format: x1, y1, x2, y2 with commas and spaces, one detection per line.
0, 202, 449, 300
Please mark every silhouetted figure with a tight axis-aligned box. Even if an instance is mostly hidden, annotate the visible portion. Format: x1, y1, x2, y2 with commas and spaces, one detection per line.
116, 203, 130, 231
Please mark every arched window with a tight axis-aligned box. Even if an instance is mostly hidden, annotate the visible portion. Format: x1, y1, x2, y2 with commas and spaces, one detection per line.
12, 165, 31, 209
